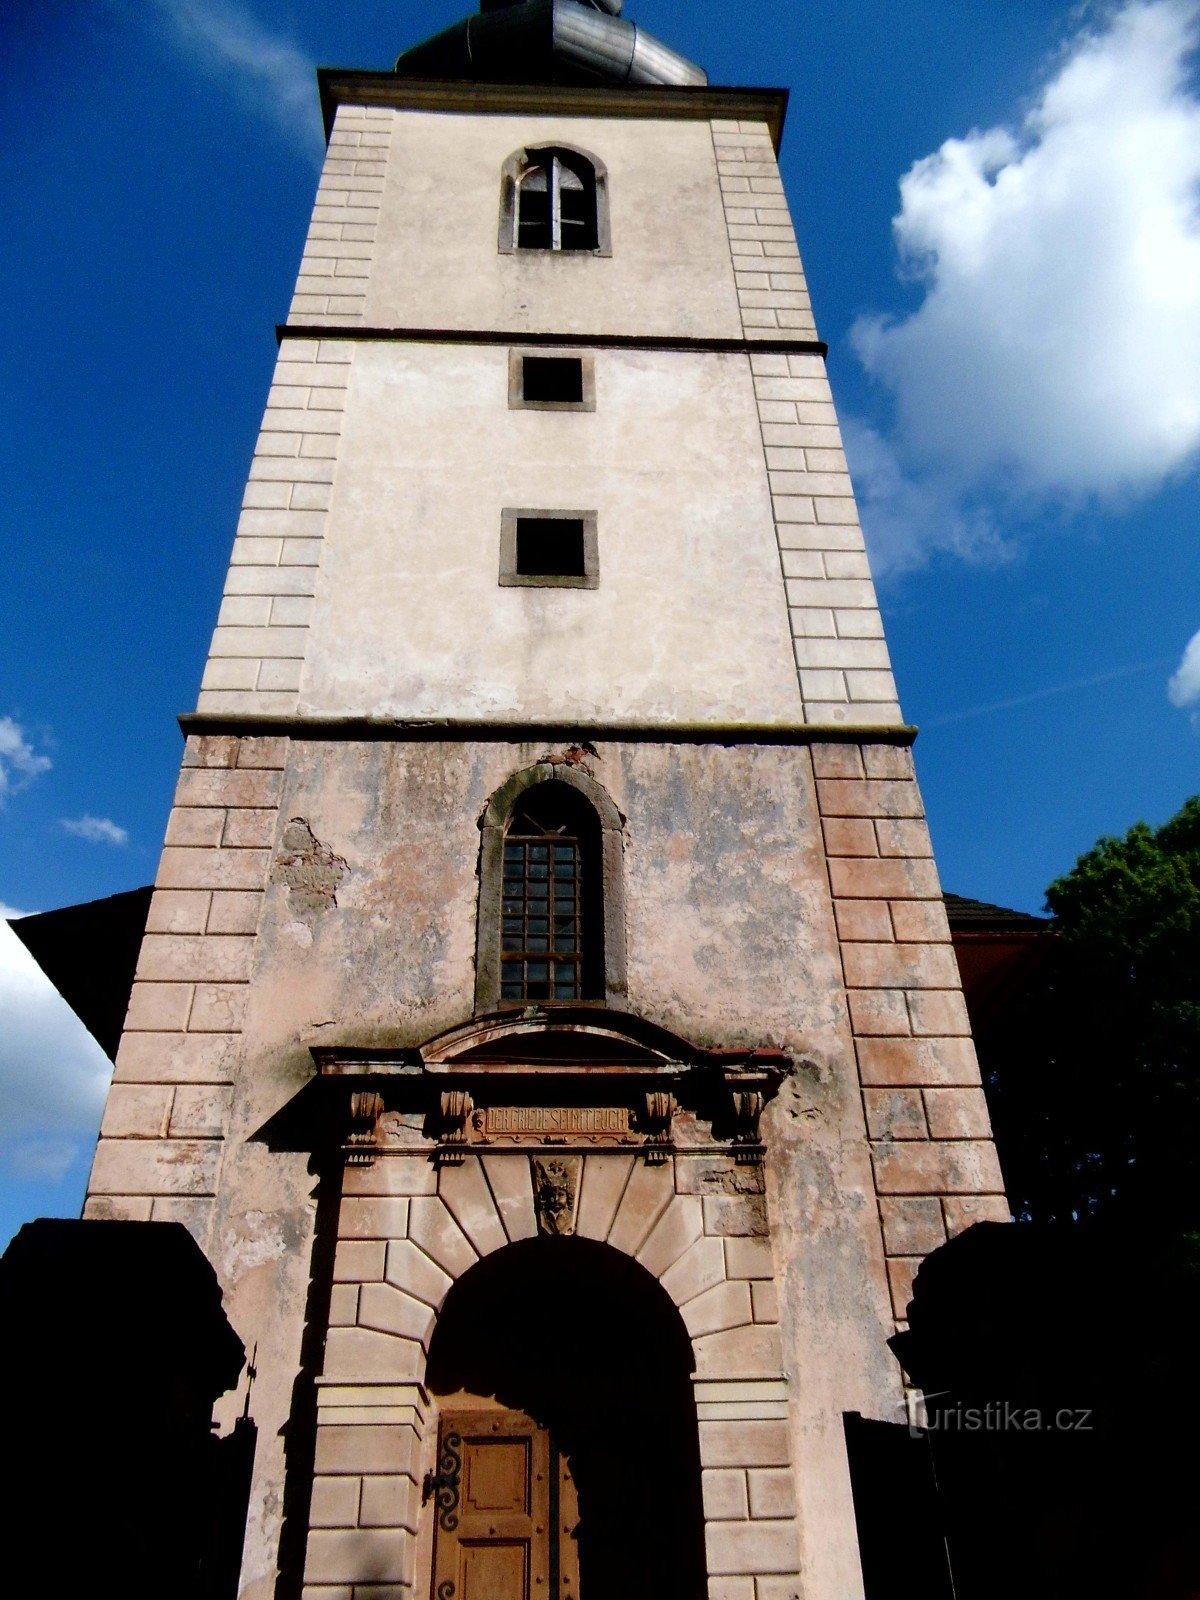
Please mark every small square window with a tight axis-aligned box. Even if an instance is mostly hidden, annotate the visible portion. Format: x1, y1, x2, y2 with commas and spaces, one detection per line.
517, 517, 585, 577
508, 349, 596, 412
499, 509, 599, 589
524, 357, 583, 404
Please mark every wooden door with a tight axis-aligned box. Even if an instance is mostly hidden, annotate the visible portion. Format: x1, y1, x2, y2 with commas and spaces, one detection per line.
431, 1409, 579, 1600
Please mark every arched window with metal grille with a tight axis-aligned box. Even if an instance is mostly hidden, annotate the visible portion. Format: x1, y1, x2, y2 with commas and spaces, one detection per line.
499, 783, 602, 1002
475, 765, 626, 1012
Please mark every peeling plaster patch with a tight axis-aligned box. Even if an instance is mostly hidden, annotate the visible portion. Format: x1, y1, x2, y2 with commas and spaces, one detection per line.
271, 818, 347, 915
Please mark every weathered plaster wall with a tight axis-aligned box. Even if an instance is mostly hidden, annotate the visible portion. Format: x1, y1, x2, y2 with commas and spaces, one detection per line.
197, 334, 901, 727
300, 342, 802, 724
360, 111, 743, 340
183, 737, 912, 1600
87, 731, 1004, 1599
197, 99, 902, 726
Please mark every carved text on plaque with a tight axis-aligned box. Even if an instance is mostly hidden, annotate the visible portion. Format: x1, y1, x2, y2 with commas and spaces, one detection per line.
479, 1106, 632, 1143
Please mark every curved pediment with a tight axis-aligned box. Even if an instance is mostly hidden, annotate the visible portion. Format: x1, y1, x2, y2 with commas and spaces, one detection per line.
419, 1007, 698, 1072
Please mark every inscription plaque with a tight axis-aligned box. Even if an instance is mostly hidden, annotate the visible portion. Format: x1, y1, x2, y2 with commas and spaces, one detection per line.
478, 1106, 632, 1143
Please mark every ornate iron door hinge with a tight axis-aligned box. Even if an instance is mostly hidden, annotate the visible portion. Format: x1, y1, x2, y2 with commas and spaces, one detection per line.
423, 1431, 462, 1530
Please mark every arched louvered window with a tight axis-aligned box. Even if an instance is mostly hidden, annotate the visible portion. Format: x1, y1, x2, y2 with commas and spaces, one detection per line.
517, 150, 597, 251
499, 146, 611, 256
500, 783, 602, 1002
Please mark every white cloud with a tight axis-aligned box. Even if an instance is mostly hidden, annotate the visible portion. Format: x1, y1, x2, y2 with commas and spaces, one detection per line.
852, 0, 1200, 567
1167, 626, 1200, 709
0, 717, 51, 803
0, 907, 112, 1185
141, 0, 324, 159
60, 816, 130, 848
840, 417, 1010, 577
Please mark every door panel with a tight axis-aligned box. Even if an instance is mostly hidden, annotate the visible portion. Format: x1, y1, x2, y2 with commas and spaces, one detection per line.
459, 1541, 528, 1600
432, 1410, 550, 1600
463, 1438, 530, 1517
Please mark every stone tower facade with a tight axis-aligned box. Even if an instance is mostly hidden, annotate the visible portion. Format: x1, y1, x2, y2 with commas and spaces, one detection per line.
84, 26, 1007, 1600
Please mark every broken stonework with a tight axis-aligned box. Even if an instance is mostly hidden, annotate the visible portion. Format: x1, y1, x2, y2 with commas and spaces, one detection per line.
271, 818, 347, 914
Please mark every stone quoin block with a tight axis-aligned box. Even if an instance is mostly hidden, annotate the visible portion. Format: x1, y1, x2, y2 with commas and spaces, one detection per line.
878, 1197, 947, 1257
856, 1035, 982, 1088
338, 1197, 411, 1240
703, 1469, 750, 1520
871, 1140, 1006, 1196
309, 1477, 361, 1528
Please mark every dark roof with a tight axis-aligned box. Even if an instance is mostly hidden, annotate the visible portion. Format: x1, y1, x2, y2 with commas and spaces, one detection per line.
944, 893, 1052, 933
8, 886, 153, 1061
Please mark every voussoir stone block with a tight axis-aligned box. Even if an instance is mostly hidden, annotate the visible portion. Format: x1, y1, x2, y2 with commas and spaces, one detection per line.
659, 1235, 728, 1306
407, 1197, 479, 1279
576, 1153, 635, 1241
723, 1237, 774, 1279
606, 1158, 674, 1255
637, 1194, 703, 1278
385, 1238, 454, 1310
438, 1159, 507, 1257
480, 1154, 538, 1241
682, 1279, 754, 1339
357, 1282, 435, 1347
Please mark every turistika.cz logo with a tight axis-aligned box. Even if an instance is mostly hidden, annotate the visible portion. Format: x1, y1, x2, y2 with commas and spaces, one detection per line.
902, 1393, 1094, 1436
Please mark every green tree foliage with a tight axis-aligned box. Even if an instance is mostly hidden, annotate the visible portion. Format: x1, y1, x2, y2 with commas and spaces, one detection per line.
980, 797, 1200, 1227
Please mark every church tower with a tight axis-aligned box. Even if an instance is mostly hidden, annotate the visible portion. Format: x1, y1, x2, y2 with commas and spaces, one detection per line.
84, 7, 1007, 1598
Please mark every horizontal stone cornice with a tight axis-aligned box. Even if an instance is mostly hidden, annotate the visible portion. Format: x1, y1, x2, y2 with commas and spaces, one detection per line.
277, 323, 827, 358
178, 713, 918, 746
318, 71, 789, 150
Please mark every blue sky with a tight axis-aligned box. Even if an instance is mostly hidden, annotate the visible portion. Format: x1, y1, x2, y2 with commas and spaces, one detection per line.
1, 0, 1198, 1242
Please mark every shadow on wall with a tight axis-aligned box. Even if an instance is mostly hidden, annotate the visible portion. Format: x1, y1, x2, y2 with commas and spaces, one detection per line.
0, 1218, 253, 1600
847, 1221, 1200, 1600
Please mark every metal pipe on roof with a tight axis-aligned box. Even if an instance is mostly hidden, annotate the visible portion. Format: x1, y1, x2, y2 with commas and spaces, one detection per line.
394, 0, 707, 88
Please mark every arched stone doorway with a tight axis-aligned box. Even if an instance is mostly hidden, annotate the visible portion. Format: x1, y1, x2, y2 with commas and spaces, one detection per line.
301, 1015, 803, 1600
425, 1235, 706, 1600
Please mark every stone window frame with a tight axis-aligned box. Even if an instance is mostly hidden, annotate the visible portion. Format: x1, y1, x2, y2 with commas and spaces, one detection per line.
498, 144, 613, 257
507, 348, 597, 413
476, 763, 627, 1013
499, 507, 599, 589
